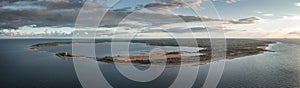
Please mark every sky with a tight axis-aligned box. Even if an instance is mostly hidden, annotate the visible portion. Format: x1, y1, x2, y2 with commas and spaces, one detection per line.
0, 0, 300, 38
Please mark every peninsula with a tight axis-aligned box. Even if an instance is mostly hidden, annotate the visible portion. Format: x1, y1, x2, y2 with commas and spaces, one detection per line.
29, 39, 276, 66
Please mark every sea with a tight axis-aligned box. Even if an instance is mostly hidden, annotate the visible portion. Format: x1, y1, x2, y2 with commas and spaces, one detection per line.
0, 39, 300, 88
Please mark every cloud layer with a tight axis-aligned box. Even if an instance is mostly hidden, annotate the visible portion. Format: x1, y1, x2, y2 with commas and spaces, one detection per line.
0, 0, 261, 29
144, 0, 203, 9
0, 0, 266, 38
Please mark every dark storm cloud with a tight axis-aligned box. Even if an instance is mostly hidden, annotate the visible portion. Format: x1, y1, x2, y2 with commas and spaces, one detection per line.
179, 15, 262, 24
0, 9, 78, 29
0, 0, 86, 10
141, 27, 214, 33
0, 0, 261, 29
144, 0, 202, 9
0, 9, 261, 29
0, 0, 100, 29
38, 1, 84, 10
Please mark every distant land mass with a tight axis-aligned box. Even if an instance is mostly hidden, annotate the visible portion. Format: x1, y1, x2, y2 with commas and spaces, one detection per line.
29, 39, 276, 66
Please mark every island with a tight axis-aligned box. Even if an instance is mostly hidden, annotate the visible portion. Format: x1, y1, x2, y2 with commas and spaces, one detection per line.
28, 46, 38, 51
29, 39, 276, 66
55, 52, 87, 58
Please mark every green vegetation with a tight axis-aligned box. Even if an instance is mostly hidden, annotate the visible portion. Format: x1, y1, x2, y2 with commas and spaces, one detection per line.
32, 39, 276, 66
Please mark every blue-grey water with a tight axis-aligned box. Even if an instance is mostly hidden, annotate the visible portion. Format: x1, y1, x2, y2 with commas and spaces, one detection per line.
0, 39, 300, 88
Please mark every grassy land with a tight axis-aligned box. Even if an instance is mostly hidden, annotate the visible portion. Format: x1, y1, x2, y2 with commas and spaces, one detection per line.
31, 39, 276, 66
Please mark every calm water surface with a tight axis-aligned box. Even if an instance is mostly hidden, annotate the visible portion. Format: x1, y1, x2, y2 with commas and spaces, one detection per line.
1, 39, 300, 88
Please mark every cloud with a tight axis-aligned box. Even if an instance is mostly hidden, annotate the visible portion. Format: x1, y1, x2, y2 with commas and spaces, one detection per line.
225, 0, 239, 3
0, 6, 261, 29
0, 0, 103, 10
282, 15, 300, 19
286, 30, 300, 38
0, 0, 106, 29
295, 3, 300, 6
141, 27, 207, 33
1, 1, 48, 10
211, 0, 239, 4
0, 25, 139, 37
0, 25, 74, 37
253, 10, 274, 17
110, 12, 262, 30
0, 0, 260, 29
38, 1, 84, 10
113, 7, 132, 12
227, 17, 262, 24
0, 9, 79, 29
2, 5, 47, 10
179, 15, 262, 24
253, 10, 263, 14
0, 0, 263, 38
263, 14, 274, 17
288, 31, 300, 35
144, 0, 202, 9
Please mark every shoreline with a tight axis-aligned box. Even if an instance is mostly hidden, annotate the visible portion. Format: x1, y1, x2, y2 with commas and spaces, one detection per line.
29, 39, 276, 67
